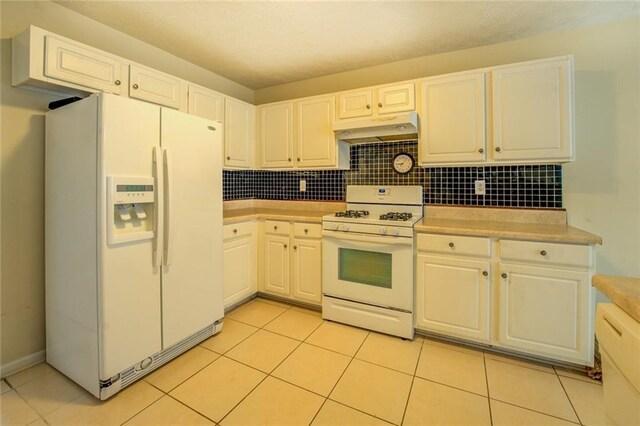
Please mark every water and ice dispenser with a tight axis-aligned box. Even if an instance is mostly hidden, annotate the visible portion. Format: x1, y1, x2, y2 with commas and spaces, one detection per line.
107, 177, 155, 244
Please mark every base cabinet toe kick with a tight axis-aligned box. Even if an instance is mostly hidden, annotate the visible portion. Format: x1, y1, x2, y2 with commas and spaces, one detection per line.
415, 233, 597, 366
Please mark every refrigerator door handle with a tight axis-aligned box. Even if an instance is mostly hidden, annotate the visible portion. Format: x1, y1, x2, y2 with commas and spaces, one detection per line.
163, 148, 173, 266
152, 146, 164, 268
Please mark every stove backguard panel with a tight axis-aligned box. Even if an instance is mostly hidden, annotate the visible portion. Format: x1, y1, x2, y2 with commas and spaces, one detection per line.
223, 141, 562, 209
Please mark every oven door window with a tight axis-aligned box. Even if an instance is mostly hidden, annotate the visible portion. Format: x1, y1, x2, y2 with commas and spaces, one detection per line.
338, 248, 392, 289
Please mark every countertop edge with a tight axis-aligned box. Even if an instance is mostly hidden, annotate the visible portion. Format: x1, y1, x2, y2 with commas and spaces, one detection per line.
592, 274, 640, 323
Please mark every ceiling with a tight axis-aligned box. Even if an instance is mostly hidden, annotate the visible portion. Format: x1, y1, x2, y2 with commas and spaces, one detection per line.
55, 1, 639, 90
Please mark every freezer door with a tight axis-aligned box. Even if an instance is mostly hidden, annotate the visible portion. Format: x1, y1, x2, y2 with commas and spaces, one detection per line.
98, 94, 162, 379
160, 108, 223, 348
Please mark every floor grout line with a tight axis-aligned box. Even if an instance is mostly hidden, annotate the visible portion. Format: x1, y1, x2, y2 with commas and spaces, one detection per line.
489, 397, 582, 425
483, 349, 494, 426
555, 372, 584, 425
399, 337, 425, 425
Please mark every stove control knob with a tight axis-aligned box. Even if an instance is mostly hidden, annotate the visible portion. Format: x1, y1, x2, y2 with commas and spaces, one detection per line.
379, 227, 387, 235
391, 228, 400, 236
341, 224, 350, 232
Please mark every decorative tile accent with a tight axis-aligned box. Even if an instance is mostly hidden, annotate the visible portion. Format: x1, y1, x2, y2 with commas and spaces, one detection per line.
222, 141, 562, 208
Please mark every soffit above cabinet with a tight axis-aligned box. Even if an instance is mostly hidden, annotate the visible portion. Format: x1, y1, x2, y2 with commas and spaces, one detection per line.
53, 1, 637, 89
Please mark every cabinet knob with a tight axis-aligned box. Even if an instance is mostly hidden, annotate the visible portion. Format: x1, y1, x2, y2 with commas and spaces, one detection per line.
304, 228, 308, 233
233, 229, 237, 234
297, 157, 300, 162
540, 250, 547, 256
366, 104, 371, 109
274, 226, 278, 230
288, 158, 291, 162
482, 271, 488, 276
378, 102, 383, 107
226, 156, 231, 160
284, 244, 288, 249
132, 84, 139, 89
294, 245, 297, 250
114, 80, 121, 86
501, 273, 507, 279
448, 242, 455, 248
495, 147, 501, 152
478, 148, 484, 153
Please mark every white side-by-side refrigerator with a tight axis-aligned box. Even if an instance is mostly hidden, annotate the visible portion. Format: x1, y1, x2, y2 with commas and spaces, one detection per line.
45, 93, 224, 399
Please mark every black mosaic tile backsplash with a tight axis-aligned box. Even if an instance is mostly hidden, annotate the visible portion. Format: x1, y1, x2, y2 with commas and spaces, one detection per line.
223, 141, 563, 208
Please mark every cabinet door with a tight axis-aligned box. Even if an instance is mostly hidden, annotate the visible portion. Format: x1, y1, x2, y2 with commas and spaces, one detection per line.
419, 73, 486, 164
263, 235, 290, 296
491, 58, 573, 162
415, 255, 491, 342
295, 96, 336, 168
225, 98, 255, 169
498, 263, 592, 364
188, 84, 224, 121
376, 82, 415, 115
44, 35, 124, 94
291, 238, 322, 304
223, 231, 257, 309
336, 89, 373, 119
129, 64, 185, 109
258, 102, 294, 168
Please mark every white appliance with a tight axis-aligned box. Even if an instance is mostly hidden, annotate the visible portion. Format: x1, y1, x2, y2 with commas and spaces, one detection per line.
322, 185, 423, 339
333, 111, 419, 144
596, 303, 640, 425
45, 93, 224, 400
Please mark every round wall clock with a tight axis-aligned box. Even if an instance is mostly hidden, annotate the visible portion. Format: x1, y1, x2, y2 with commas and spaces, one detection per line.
392, 153, 415, 174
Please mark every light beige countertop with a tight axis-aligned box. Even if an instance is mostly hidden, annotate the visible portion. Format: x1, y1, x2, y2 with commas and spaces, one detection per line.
415, 206, 602, 245
593, 275, 640, 323
415, 218, 602, 244
223, 200, 345, 225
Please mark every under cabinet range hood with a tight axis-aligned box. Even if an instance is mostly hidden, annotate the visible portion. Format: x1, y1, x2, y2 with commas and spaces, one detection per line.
333, 111, 419, 144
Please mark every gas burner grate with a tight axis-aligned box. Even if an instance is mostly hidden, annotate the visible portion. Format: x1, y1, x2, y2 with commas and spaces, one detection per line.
379, 212, 414, 221
335, 210, 370, 218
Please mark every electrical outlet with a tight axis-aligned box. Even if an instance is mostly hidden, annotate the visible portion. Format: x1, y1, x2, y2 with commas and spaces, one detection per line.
299, 180, 306, 192
474, 180, 486, 195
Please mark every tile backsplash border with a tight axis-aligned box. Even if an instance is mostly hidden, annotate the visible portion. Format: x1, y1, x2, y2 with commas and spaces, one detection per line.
223, 141, 562, 209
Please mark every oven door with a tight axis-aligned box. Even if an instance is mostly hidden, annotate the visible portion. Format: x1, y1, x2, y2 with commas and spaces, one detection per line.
322, 230, 413, 312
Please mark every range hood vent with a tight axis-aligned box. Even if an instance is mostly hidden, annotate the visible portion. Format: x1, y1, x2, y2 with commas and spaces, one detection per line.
333, 111, 419, 144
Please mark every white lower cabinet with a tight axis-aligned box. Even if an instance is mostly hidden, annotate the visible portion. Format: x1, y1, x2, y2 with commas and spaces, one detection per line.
416, 255, 491, 343
497, 239, 594, 365
415, 233, 596, 365
223, 221, 257, 309
260, 221, 322, 305
415, 234, 491, 343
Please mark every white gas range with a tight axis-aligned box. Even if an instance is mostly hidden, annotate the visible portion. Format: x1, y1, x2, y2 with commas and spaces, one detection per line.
322, 185, 423, 339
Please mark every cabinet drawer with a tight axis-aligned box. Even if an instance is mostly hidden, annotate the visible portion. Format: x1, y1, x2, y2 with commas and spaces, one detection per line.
293, 223, 322, 239
223, 221, 254, 240
417, 234, 490, 257
265, 220, 290, 235
499, 239, 591, 268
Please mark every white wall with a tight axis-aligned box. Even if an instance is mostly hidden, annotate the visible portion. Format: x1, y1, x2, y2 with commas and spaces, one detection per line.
256, 18, 640, 279
0, 0, 254, 372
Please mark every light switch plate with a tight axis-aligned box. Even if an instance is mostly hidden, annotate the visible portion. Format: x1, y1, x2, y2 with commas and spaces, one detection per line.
300, 180, 306, 192
474, 180, 486, 195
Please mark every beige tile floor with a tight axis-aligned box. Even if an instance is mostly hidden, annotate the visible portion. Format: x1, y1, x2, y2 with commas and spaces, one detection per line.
1, 298, 609, 426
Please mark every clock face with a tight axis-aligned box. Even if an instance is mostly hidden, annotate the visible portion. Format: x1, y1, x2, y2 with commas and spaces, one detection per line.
392, 153, 415, 174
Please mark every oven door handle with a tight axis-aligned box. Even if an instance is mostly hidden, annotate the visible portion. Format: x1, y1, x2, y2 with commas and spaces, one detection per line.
322, 230, 413, 246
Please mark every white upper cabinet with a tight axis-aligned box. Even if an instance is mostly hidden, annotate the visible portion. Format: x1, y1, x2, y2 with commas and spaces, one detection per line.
224, 97, 256, 169
336, 82, 415, 119
258, 97, 349, 170
337, 89, 373, 119
418, 56, 574, 166
258, 101, 295, 168
419, 71, 486, 164
13, 26, 127, 96
295, 95, 336, 168
129, 64, 186, 110
491, 58, 574, 162
377, 82, 415, 114
188, 84, 224, 121
44, 35, 124, 95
